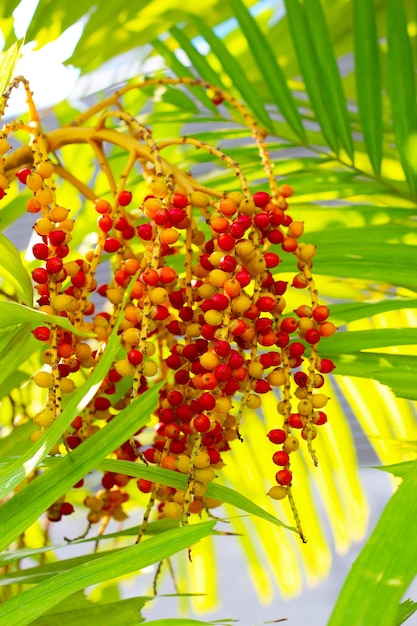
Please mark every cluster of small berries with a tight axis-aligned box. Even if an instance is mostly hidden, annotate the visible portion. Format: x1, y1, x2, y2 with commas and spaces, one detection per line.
0, 76, 336, 540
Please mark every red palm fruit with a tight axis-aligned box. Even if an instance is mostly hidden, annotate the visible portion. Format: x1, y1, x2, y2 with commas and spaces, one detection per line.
268, 229, 284, 244
32, 268, 48, 284
294, 371, 308, 387
137, 478, 153, 493
318, 358, 335, 373
214, 364, 232, 382
254, 379, 271, 393
253, 191, 271, 207
220, 254, 237, 272
173, 193, 188, 208
167, 390, 183, 406
288, 413, 304, 428
32, 243, 49, 260
253, 212, 271, 230
118, 190, 132, 206
224, 379, 239, 395
104, 237, 121, 253
137, 223, 153, 240
49, 230, 66, 246
276, 469, 292, 485
280, 317, 298, 333
98, 214, 113, 232
272, 450, 290, 466
305, 328, 321, 344
228, 351, 245, 369
32, 326, 50, 341
217, 233, 235, 251
16, 168, 32, 184
198, 392, 216, 410
313, 305, 330, 322
191, 414, 211, 433
267, 429, 286, 444
313, 411, 328, 425
230, 221, 246, 238
46, 257, 63, 274
289, 342, 305, 358
264, 252, 280, 268
257, 296, 276, 312
213, 340, 231, 357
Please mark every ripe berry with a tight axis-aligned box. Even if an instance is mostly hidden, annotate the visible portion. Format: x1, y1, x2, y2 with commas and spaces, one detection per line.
253, 191, 271, 207
60, 502, 74, 516
288, 413, 303, 429
16, 168, 32, 184
32, 268, 48, 284
318, 358, 335, 374
294, 371, 308, 387
46, 257, 63, 274
217, 233, 235, 251
167, 389, 183, 406
272, 450, 290, 466
313, 305, 330, 322
267, 428, 286, 444
264, 252, 280, 268
32, 243, 50, 262
173, 193, 188, 208
137, 223, 153, 240
98, 215, 113, 232
127, 349, 143, 366
289, 342, 305, 358
191, 414, 211, 433
275, 469, 292, 485
118, 190, 132, 206
48, 230, 66, 246
305, 328, 321, 344
253, 212, 271, 230
313, 411, 328, 425
32, 326, 50, 341
104, 237, 121, 253
137, 478, 153, 493
198, 392, 216, 410
280, 317, 297, 334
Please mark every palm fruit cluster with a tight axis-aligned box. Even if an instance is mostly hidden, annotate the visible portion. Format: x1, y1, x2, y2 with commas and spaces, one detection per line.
0, 76, 336, 541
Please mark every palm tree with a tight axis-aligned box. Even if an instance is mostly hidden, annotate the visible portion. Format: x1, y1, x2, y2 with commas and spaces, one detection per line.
0, 1, 417, 625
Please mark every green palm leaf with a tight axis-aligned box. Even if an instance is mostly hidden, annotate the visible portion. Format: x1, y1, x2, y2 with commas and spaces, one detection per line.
1, 0, 417, 622
353, 0, 383, 173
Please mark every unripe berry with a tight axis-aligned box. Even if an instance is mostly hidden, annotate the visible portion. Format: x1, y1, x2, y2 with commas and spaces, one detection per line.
32, 371, 53, 388
267, 485, 288, 500
319, 321, 337, 337
311, 394, 330, 408
194, 467, 216, 483
283, 435, 300, 452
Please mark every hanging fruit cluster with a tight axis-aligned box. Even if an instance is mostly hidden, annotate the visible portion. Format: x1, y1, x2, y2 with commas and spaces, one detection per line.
0, 76, 336, 542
